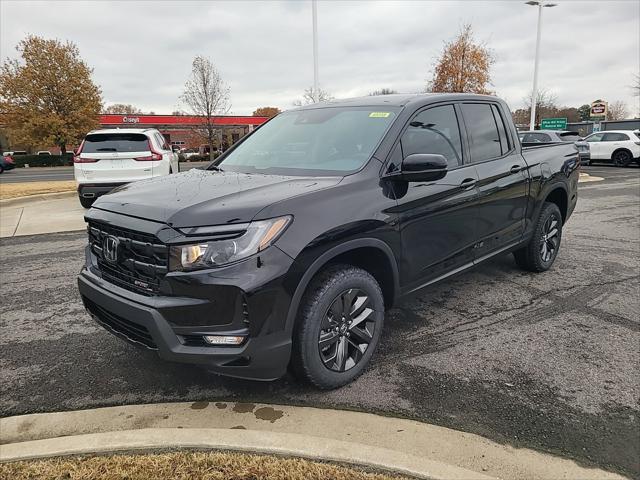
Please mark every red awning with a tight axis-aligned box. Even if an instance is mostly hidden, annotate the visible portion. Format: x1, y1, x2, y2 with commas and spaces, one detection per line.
99, 114, 269, 126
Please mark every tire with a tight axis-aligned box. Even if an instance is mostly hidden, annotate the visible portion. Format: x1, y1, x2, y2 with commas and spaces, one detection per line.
612, 150, 632, 167
0, 165, 4, 174
514, 202, 562, 273
79, 195, 94, 209
291, 264, 385, 389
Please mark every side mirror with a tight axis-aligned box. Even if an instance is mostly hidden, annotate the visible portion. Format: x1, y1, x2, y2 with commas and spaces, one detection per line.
397, 153, 448, 182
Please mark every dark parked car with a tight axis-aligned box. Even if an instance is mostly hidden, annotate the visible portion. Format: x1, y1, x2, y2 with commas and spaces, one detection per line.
0, 154, 16, 173
78, 94, 579, 389
519, 130, 590, 165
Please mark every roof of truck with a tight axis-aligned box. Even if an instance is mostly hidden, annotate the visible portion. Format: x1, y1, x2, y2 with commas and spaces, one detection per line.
294, 93, 502, 110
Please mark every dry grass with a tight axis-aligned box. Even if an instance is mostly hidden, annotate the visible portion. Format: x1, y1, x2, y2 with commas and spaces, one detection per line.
0, 451, 409, 480
0, 181, 76, 200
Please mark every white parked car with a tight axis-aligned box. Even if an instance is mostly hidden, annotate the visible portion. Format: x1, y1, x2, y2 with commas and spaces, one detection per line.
583, 130, 640, 167
74, 128, 180, 208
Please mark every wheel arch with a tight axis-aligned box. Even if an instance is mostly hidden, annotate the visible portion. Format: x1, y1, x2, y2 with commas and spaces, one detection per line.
284, 238, 400, 336
543, 185, 568, 223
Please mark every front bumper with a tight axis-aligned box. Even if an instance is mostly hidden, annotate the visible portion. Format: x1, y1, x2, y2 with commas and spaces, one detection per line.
78, 242, 296, 381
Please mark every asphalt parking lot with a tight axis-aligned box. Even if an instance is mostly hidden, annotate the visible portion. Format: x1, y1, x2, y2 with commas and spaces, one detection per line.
1, 165, 638, 478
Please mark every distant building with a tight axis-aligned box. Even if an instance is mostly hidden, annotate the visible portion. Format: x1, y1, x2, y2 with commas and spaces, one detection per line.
0, 114, 269, 153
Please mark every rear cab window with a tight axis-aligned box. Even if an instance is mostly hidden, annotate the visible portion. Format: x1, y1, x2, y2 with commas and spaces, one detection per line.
82, 133, 150, 153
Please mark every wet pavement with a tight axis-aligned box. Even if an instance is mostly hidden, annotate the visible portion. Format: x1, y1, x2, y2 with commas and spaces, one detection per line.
1, 165, 638, 478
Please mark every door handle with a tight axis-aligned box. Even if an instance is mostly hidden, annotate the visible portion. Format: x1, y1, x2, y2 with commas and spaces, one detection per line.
510, 165, 523, 174
459, 178, 477, 190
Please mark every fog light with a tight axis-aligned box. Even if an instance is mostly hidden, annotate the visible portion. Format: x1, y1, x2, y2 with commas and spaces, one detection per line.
203, 335, 245, 346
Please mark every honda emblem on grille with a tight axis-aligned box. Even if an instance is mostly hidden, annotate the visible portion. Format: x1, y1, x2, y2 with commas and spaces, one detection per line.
103, 235, 120, 263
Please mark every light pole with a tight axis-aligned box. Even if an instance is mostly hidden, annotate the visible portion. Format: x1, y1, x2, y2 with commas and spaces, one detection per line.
312, 0, 319, 102
526, 0, 557, 130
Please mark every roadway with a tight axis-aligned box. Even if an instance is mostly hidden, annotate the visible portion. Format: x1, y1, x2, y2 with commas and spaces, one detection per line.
0, 161, 211, 183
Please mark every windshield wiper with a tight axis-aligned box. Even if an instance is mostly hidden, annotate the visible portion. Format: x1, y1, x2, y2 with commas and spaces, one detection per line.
207, 164, 224, 172
96, 148, 117, 152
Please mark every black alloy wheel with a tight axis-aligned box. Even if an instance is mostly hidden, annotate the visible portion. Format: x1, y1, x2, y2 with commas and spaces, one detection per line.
318, 288, 376, 372
613, 150, 631, 167
291, 264, 384, 389
513, 202, 563, 273
539, 213, 560, 263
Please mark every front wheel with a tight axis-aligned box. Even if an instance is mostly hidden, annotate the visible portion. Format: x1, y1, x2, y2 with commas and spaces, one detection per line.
612, 150, 632, 167
514, 202, 562, 272
291, 265, 384, 389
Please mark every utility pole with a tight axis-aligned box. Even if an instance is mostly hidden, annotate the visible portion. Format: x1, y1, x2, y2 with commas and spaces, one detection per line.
526, 0, 557, 130
312, 0, 319, 102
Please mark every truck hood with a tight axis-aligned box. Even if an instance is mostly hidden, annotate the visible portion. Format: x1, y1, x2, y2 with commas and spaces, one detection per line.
93, 168, 342, 228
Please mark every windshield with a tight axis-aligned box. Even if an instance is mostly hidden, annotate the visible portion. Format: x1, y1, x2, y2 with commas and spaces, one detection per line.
218, 107, 400, 176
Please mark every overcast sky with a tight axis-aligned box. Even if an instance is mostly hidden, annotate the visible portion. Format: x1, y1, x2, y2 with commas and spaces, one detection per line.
1, 0, 639, 116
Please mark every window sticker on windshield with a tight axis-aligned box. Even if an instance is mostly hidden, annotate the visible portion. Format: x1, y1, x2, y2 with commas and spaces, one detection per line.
369, 112, 391, 118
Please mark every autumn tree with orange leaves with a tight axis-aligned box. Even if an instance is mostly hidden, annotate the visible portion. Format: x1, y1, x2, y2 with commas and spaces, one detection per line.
0, 35, 102, 153
429, 24, 494, 95
253, 106, 281, 118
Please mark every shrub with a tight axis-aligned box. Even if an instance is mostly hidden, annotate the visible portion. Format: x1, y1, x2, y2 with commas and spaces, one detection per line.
13, 154, 74, 168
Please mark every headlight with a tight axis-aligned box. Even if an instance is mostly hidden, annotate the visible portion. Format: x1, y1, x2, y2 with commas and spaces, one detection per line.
170, 216, 291, 271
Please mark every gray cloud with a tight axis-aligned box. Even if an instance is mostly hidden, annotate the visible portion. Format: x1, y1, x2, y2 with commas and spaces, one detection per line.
1, 0, 638, 115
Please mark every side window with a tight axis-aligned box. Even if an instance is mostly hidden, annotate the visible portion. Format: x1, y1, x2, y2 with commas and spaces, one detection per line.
491, 104, 511, 154
534, 133, 552, 142
586, 133, 604, 143
461, 103, 502, 162
603, 133, 629, 142
156, 133, 168, 150
400, 105, 463, 168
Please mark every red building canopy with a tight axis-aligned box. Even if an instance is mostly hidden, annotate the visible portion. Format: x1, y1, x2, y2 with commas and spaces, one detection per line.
99, 114, 268, 127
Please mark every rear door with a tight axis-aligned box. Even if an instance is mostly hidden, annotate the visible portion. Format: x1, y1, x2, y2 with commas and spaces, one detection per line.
460, 102, 529, 259
392, 104, 480, 292
78, 132, 153, 183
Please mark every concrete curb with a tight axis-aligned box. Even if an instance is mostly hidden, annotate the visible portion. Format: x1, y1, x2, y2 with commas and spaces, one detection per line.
0, 190, 76, 207
578, 173, 604, 183
0, 428, 493, 480
0, 402, 628, 480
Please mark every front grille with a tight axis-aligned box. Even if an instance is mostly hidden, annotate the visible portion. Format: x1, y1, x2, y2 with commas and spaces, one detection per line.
88, 221, 168, 295
84, 297, 157, 350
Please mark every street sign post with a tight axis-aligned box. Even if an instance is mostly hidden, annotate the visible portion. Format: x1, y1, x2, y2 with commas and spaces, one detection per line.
540, 117, 567, 130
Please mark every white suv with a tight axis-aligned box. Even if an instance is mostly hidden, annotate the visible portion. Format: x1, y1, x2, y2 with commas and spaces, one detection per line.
74, 128, 179, 208
583, 130, 640, 167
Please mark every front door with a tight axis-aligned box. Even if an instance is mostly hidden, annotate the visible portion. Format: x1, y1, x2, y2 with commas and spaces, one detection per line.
389, 104, 480, 293
459, 102, 530, 258
585, 132, 605, 159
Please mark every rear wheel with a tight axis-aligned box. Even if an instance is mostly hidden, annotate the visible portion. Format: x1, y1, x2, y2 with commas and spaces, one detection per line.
514, 202, 562, 272
292, 265, 384, 389
612, 150, 632, 167
79, 195, 94, 209
0, 165, 4, 174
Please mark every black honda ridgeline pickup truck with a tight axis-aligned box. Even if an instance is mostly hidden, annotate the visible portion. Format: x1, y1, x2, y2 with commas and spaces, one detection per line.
78, 94, 579, 389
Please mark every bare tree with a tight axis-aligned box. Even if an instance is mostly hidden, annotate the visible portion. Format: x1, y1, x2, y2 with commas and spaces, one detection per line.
182, 56, 230, 160
607, 100, 629, 121
293, 87, 333, 106
104, 104, 142, 114
369, 88, 397, 96
523, 88, 558, 128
